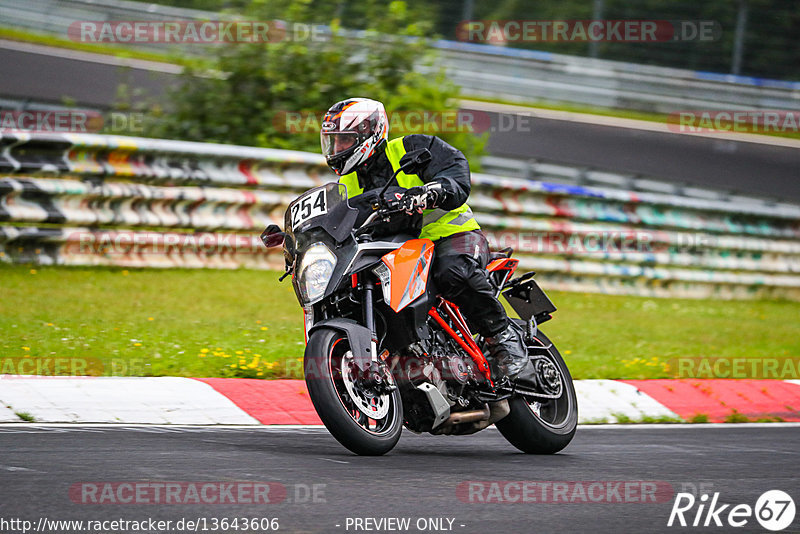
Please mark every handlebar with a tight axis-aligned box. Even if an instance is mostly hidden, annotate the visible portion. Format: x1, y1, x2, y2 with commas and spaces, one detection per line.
357, 211, 381, 231
354, 204, 405, 236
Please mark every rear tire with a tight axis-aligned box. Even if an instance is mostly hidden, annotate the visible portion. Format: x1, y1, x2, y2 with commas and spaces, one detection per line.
305, 328, 402, 456
495, 328, 578, 454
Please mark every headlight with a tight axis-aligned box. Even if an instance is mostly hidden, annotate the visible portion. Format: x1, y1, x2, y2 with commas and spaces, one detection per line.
298, 243, 337, 304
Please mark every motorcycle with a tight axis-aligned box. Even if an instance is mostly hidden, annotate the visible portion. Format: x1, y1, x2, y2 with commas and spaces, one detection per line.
261, 148, 577, 455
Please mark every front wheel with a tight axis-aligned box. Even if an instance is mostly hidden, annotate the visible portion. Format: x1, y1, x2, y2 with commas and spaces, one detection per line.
495, 327, 578, 454
304, 328, 403, 456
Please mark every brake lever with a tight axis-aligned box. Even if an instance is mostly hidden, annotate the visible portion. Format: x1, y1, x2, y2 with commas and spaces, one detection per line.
278, 267, 293, 282
354, 203, 405, 234
355, 211, 380, 234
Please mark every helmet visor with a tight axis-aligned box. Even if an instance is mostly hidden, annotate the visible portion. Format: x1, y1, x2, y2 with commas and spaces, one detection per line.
321, 131, 359, 158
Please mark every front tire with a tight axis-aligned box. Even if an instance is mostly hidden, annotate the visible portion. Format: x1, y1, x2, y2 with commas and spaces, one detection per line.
305, 328, 403, 456
495, 328, 578, 454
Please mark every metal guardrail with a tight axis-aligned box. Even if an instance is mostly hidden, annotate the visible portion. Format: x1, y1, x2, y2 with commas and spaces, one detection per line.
1, 0, 799, 113
1, 132, 799, 301
435, 41, 800, 113
0, 0, 219, 39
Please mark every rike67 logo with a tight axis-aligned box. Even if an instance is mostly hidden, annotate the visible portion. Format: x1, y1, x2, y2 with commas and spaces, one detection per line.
668, 490, 795, 531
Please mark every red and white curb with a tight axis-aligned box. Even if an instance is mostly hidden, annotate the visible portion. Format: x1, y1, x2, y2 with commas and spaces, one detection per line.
0, 377, 259, 425
1, 376, 799, 425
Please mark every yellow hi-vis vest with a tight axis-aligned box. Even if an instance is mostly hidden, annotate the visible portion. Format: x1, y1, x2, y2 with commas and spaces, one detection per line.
338, 137, 480, 241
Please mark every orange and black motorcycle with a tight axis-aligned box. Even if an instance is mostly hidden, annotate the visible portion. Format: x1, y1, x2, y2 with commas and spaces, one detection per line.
262, 149, 577, 456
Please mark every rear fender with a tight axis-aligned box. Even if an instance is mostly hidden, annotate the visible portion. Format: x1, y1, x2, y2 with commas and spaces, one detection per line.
487, 257, 519, 275
487, 257, 519, 290
307, 318, 372, 371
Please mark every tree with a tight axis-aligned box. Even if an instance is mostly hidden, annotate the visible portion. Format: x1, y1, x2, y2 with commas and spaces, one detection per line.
127, 0, 799, 80
143, 0, 486, 163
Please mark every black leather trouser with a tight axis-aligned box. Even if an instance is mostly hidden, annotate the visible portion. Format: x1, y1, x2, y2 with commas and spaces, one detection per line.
431, 230, 509, 337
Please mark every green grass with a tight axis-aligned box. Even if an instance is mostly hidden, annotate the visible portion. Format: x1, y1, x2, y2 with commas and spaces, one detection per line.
638, 414, 683, 424
595, 413, 684, 424
724, 411, 751, 423
0, 264, 304, 379
542, 288, 800, 379
14, 411, 35, 422
610, 412, 633, 424
1, 264, 798, 379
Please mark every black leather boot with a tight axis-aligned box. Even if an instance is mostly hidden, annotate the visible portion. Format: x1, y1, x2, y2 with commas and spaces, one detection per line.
485, 322, 539, 388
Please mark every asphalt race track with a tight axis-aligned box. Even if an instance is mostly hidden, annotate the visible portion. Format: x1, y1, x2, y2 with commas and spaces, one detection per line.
1, 425, 798, 533
470, 107, 800, 203
0, 41, 180, 110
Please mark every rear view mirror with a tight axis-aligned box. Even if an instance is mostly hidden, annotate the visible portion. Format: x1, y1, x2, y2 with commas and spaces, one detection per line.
398, 148, 432, 175
260, 224, 285, 248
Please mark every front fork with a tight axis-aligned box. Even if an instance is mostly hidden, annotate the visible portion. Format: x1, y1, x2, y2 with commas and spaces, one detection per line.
303, 307, 314, 344
361, 277, 379, 365
303, 275, 391, 392
300, 275, 378, 365
360, 276, 395, 392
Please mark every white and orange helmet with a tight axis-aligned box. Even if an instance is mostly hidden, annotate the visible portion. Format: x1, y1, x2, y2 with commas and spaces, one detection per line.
320, 98, 389, 176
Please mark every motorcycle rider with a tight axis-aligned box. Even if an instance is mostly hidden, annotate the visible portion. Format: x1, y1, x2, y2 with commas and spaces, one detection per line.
320, 97, 537, 386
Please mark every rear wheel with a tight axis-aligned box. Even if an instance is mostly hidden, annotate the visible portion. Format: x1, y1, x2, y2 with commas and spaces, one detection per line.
495, 327, 578, 454
305, 328, 402, 456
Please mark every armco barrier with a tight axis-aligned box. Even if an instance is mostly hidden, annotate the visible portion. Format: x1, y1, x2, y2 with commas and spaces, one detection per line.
1, 132, 799, 300
434, 41, 800, 113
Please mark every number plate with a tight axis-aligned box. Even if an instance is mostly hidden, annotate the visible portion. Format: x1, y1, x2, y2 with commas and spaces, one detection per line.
502, 279, 557, 322
290, 188, 328, 229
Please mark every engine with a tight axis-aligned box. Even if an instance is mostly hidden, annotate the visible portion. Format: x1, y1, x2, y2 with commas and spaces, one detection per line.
391, 329, 475, 432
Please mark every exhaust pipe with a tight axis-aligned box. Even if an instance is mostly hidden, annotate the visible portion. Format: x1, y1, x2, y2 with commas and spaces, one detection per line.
443, 404, 491, 425
431, 401, 509, 435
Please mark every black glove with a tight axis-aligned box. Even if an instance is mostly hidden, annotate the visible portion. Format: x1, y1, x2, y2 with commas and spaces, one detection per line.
399, 183, 443, 214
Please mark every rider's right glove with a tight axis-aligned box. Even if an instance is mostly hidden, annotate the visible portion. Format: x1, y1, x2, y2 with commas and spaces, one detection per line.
399, 183, 444, 215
